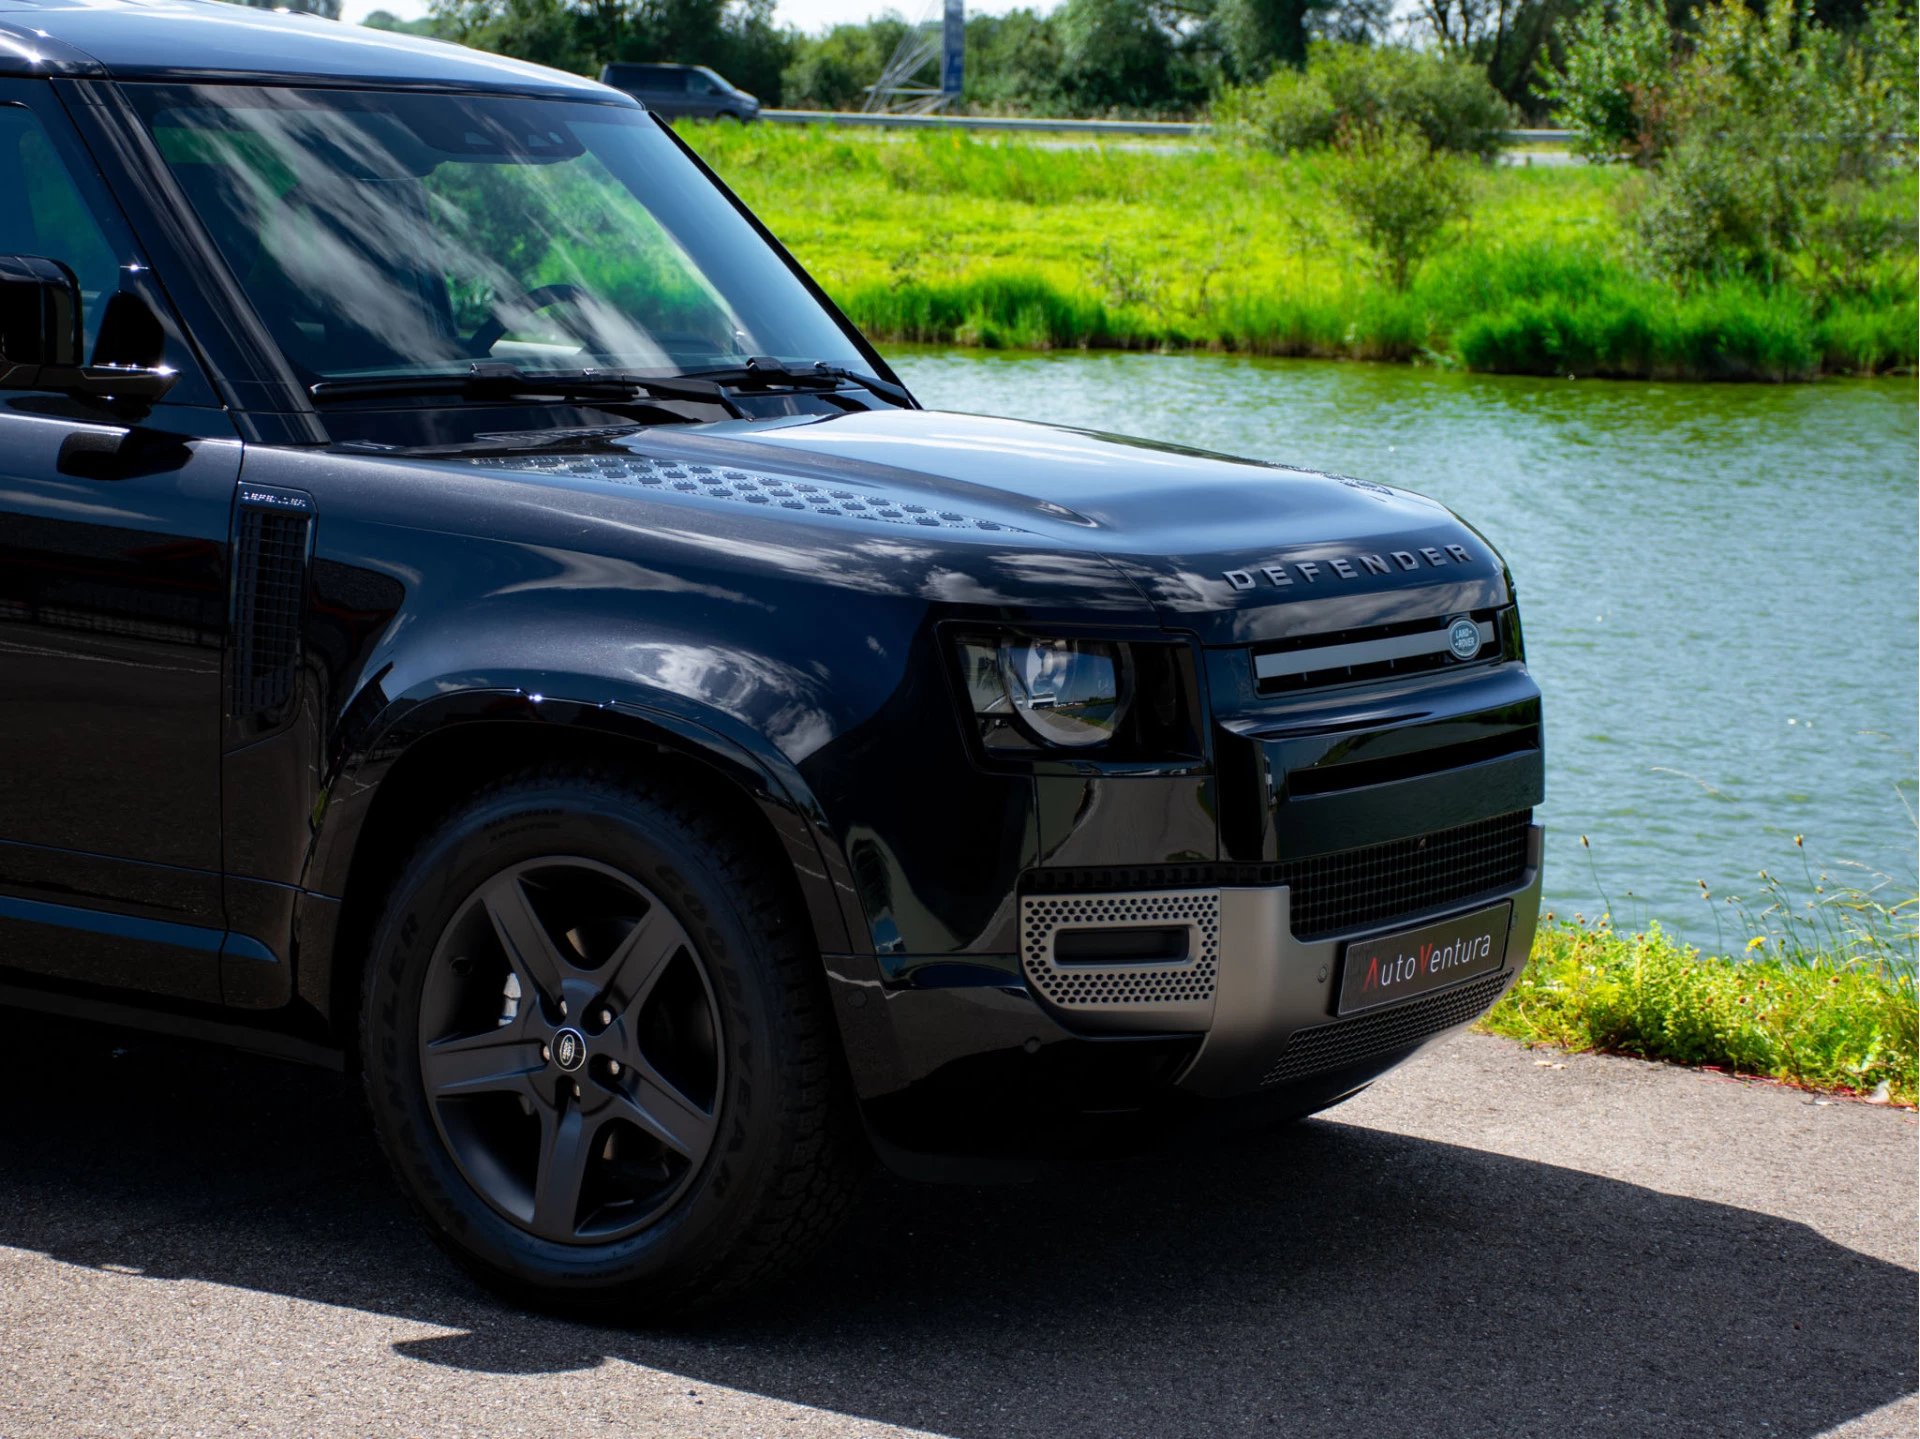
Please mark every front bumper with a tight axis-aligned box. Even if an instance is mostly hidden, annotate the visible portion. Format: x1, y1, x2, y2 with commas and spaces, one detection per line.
1172, 826, 1540, 1096
826, 643, 1545, 1169
827, 824, 1543, 1164
1014, 822, 1542, 1097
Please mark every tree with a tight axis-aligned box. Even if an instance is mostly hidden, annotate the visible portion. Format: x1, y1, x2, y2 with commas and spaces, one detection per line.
364, 5, 451, 32
781, 16, 912, 109
433, 0, 593, 71
1536, 0, 1676, 164
624, 0, 793, 100
1192, 0, 1391, 83
227, 0, 342, 15
964, 9, 1068, 111
1057, 0, 1180, 110
1410, 0, 1586, 116
1631, 0, 1916, 281
1212, 0, 1334, 76
430, 0, 795, 95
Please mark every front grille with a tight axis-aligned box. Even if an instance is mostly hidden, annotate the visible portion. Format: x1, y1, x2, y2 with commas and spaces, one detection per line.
1276, 811, 1532, 939
1253, 609, 1503, 695
1024, 810, 1533, 941
1260, 968, 1512, 1087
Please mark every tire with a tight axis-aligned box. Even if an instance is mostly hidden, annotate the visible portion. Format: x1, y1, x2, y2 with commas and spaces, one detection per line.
359, 766, 864, 1317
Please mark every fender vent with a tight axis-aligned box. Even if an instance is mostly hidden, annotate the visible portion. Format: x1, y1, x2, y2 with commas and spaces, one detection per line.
232, 492, 311, 729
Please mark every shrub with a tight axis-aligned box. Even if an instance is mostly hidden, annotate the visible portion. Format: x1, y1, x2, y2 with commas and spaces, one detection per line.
1214, 64, 1338, 151
1633, 126, 1816, 282
1546, 0, 1919, 179
1216, 43, 1514, 159
1537, 0, 1676, 166
1324, 119, 1476, 290
1484, 917, 1918, 1105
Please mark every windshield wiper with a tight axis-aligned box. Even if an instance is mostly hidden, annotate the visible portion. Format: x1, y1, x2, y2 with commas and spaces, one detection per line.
680, 357, 917, 409
308, 358, 915, 414
336, 421, 653, 459
309, 362, 745, 416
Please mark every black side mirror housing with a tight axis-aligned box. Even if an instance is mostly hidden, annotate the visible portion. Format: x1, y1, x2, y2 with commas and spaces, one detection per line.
0, 254, 82, 370
0, 254, 177, 404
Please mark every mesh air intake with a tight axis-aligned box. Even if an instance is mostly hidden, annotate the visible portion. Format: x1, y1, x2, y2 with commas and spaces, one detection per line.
1020, 889, 1219, 1030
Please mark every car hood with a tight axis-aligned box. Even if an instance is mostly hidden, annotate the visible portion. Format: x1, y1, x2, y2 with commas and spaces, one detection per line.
663, 408, 1512, 646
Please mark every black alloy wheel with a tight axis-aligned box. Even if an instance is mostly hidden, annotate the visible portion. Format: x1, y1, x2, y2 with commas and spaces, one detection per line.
418, 857, 722, 1244
360, 767, 865, 1315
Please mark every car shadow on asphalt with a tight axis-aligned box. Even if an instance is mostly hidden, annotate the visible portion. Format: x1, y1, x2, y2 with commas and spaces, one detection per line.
0, 1018, 1912, 1439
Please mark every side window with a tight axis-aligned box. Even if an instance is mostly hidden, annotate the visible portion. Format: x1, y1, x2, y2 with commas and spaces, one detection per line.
0, 105, 124, 358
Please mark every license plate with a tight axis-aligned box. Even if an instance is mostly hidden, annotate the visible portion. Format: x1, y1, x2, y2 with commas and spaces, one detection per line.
1336, 902, 1512, 1016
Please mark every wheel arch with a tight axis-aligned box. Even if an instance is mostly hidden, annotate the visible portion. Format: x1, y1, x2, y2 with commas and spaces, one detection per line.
298, 685, 862, 1045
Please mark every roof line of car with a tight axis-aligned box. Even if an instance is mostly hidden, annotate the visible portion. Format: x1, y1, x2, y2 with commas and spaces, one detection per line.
0, 44, 640, 103
0, 7, 627, 99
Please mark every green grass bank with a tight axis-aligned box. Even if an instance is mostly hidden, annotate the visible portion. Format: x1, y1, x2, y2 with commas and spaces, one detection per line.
1483, 921, 1917, 1105
685, 125, 1917, 381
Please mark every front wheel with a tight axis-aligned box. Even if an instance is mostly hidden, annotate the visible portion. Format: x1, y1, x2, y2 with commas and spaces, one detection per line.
359, 768, 864, 1316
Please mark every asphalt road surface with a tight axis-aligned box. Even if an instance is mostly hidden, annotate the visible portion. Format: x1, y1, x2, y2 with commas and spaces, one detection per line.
0, 1015, 1911, 1439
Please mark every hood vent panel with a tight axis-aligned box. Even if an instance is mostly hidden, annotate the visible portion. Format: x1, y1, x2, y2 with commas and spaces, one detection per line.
469, 453, 1025, 534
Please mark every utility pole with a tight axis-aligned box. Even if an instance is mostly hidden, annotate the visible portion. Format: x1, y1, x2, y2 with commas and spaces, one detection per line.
864, 0, 964, 114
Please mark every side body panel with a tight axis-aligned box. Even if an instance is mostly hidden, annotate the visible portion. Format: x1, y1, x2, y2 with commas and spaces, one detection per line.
217, 441, 1157, 1034
0, 74, 242, 1003
0, 408, 241, 1000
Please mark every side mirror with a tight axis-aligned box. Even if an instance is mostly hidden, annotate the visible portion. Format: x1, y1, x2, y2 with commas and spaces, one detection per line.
0, 254, 81, 371
0, 254, 177, 404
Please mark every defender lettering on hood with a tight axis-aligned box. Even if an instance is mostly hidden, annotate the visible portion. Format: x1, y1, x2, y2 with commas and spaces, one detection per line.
1223, 543, 1477, 589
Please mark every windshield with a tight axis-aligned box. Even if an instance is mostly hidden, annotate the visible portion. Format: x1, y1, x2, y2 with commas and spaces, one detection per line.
127, 85, 866, 386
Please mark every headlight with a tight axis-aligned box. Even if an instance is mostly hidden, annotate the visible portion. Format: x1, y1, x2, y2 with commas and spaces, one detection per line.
1002, 638, 1130, 748
956, 636, 1131, 750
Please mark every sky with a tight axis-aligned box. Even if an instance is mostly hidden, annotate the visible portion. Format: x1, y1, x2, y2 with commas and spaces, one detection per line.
339, 0, 1048, 35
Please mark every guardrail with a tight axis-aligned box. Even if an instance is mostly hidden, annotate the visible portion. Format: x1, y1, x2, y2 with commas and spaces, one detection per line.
761, 110, 1207, 136
759, 110, 1577, 143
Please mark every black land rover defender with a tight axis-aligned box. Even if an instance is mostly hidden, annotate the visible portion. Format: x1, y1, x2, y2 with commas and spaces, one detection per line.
0, 0, 1544, 1314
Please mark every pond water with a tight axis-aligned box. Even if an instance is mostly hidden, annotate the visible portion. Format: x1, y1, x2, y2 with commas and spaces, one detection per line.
890, 348, 1920, 932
